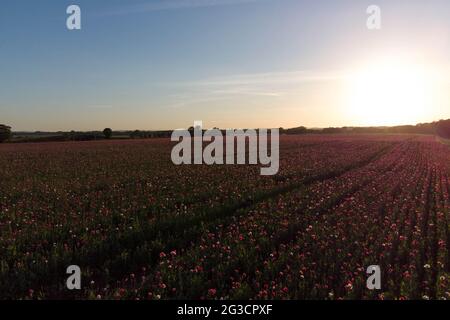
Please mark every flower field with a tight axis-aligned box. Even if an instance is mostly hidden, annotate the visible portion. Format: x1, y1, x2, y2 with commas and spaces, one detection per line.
0, 134, 449, 299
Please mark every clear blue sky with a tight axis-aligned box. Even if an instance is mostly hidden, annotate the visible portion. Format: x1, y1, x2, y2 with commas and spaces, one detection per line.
1, 0, 450, 131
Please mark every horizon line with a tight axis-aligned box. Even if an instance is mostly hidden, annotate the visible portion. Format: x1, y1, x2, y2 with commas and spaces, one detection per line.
8, 119, 449, 133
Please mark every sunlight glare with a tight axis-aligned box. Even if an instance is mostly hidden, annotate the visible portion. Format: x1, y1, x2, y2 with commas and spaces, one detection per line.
347, 58, 436, 126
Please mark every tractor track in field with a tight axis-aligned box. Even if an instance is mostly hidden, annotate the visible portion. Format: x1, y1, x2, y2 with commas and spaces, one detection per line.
0, 141, 399, 298
150, 140, 419, 299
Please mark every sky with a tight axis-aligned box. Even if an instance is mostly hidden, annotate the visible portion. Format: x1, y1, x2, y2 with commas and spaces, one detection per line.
1, 0, 450, 131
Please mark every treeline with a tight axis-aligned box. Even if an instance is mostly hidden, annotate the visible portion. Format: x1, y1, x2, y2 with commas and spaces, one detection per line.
0, 124, 12, 142
281, 119, 450, 138
2, 119, 450, 143
7, 129, 174, 143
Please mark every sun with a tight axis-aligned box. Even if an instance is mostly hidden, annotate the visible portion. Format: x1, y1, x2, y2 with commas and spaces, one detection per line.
346, 58, 435, 126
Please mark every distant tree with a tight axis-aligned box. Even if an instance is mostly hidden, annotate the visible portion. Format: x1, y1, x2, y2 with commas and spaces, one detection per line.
130, 130, 142, 139
436, 120, 450, 139
188, 126, 195, 137
103, 128, 113, 139
69, 130, 76, 141
287, 126, 308, 134
322, 127, 339, 134
0, 124, 12, 142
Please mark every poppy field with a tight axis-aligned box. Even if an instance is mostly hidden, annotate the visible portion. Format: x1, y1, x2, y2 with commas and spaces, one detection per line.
0, 134, 450, 300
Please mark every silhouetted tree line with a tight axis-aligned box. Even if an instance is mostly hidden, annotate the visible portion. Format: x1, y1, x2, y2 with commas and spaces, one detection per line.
436, 119, 450, 139
129, 130, 173, 139
0, 124, 12, 142
2, 119, 450, 143
281, 119, 450, 138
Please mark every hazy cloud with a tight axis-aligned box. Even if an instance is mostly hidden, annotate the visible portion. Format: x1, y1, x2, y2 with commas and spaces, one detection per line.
99, 0, 263, 16
185, 70, 349, 87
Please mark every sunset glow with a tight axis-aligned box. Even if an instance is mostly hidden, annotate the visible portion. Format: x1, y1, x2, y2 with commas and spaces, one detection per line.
346, 57, 438, 126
